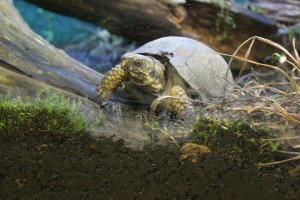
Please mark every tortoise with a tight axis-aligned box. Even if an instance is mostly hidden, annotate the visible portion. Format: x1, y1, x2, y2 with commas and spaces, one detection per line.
97, 36, 233, 120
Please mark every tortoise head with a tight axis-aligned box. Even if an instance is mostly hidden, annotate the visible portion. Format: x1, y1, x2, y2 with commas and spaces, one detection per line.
121, 53, 165, 93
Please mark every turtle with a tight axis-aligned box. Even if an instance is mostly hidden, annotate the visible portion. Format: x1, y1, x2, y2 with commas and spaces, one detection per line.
97, 36, 233, 120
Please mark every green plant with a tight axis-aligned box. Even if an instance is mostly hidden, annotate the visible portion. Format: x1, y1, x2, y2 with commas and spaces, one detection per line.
190, 116, 279, 163
218, 36, 300, 169
0, 88, 89, 135
37, 8, 54, 42
213, 0, 236, 42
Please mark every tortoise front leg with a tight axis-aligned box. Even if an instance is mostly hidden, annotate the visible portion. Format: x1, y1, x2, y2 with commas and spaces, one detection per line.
168, 85, 195, 121
97, 64, 126, 100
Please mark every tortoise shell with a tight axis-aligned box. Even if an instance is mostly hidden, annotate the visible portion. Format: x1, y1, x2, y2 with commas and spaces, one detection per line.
132, 36, 233, 101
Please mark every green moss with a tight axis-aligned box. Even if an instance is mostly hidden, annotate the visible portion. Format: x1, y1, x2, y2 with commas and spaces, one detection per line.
189, 116, 280, 162
0, 89, 90, 135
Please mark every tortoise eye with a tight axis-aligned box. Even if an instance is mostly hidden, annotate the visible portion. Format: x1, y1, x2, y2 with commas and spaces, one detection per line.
134, 60, 143, 67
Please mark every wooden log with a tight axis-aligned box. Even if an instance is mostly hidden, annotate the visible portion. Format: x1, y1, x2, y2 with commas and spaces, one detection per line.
24, 0, 280, 59
249, 0, 300, 24
0, 64, 100, 111
0, 1, 157, 147
0, 0, 102, 102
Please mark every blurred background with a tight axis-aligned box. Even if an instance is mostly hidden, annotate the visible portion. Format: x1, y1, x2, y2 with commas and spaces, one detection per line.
13, 0, 300, 74
14, 0, 137, 73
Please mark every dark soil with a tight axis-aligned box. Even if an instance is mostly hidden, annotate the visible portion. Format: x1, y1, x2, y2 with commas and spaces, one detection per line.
0, 132, 299, 200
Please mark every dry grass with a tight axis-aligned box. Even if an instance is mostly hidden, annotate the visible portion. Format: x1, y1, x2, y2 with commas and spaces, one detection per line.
148, 36, 300, 174
221, 36, 300, 173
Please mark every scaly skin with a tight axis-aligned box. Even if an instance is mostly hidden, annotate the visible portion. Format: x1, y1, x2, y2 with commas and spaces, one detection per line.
169, 85, 195, 120
97, 53, 195, 122
97, 64, 126, 100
